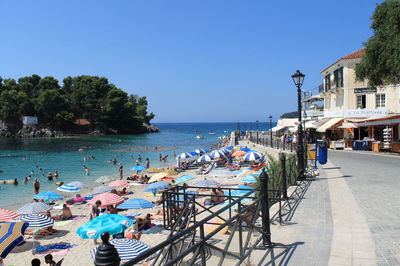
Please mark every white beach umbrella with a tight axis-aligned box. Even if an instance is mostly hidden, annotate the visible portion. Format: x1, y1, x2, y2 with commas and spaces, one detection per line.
176, 153, 192, 160
197, 154, 213, 163
210, 150, 225, 158
243, 152, 262, 161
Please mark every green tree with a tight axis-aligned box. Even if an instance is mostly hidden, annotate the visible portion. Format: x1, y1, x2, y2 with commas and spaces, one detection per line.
356, 0, 400, 86
0, 90, 28, 124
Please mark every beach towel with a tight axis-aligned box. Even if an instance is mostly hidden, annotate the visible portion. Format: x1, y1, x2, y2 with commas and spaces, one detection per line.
36, 244, 77, 253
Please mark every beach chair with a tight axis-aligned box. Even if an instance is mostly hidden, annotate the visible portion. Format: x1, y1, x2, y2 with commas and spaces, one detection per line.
55, 258, 64, 266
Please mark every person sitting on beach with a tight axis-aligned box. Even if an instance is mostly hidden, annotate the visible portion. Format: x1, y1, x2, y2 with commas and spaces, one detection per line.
39, 211, 57, 235
107, 205, 118, 214
118, 187, 128, 195
203, 188, 219, 206
57, 204, 72, 220
91, 200, 102, 220
44, 254, 56, 266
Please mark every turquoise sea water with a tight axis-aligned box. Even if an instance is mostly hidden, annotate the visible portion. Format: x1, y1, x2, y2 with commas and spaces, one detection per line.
0, 122, 273, 209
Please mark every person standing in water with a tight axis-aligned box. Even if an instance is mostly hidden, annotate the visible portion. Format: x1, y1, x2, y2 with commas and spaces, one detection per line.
119, 163, 123, 180
34, 179, 40, 194
145, 158, 150, 168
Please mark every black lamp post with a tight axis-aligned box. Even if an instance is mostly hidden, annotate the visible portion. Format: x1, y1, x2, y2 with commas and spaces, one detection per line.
268, 115, 273, 147
291, 70, 305, 178
256, 120, 259, 144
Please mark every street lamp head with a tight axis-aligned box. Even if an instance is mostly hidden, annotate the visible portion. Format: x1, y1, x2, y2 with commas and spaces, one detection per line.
291, 70, 305, 88
268, 115, 272, 120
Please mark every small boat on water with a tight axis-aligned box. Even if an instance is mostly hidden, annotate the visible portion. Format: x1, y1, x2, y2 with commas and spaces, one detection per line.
208, 132, 216, 135
196, 135, 204, 139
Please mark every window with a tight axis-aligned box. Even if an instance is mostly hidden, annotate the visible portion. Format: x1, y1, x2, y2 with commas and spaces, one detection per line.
376, 93, 386, 108
324, 74, 331, 92
356, 95, 366, 109
334, 67, 344, 88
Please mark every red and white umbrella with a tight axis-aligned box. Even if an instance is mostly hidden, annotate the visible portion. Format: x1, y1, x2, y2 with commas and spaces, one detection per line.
108, 180, 129, 188
0, 209, 20, 221
87, 193, 124, 207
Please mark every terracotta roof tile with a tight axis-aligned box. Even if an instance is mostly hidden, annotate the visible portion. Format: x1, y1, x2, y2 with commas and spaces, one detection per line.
320, 48, 366, 73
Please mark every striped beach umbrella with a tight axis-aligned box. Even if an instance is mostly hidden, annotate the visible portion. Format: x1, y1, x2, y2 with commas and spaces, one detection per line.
193, 179, 220, 187
117, 198, 154, 210
91, 238, 150, 263
0, 222, 29, 258
210, 150, 225, 158
17, 214, 54, 229
176, 152, 192, 160
219, 148, 230, 154
67, 181, 88, 189
33, 191, 64, 201
197, 154, 213, 163
87, 193, 124, 208
243, 152, 262, 161
17, 202, 52, 215
240, 147, 252, 152
77, 214, 134, 239
194, 149, 209, 154
57, 184, 80, 193
0, 209, 20, 221
108, 180, 129, 188
90, 185, 114, 196
224, 146, 234, 150
144, 182, 169, 192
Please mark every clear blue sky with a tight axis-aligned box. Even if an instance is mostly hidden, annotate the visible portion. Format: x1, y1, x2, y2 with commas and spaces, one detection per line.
0, 0, 383, 123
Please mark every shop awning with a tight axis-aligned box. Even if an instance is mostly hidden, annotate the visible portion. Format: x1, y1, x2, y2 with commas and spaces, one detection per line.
271, 125, 286, 132
352, 115, 400, 127
304, 120, 318, 129
316, 118, 343, 132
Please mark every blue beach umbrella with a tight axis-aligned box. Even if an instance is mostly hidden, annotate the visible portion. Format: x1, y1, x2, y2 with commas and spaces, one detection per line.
197, 155, 213, 163
17, 213, 54, 229
194, 149, 209, 154
176, 152, 192, 160
131, 165, 147, 171
67, 181, 88, 189
219, 148, 230, 154
243, 152, 262, 161
90, 185, 114, 196
57, 184, 80, 193
242, 176, 257, 183
144, 182, 169, 192
174, 175, 195, 185
17, 202, 52, 215
209, 150, 225, 158
188, 151, 198, 156
77, 214, 134, 239
239, 147, 252, 152
225, 146, 234, 150
91, 238, 150, 263
118, 198, 154, 210
193, 179, 220, 187
33, 192, 64, 202
0, 222, 29, 258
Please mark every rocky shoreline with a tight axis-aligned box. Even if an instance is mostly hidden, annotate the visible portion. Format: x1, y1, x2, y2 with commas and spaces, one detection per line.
0, 122, 159, 138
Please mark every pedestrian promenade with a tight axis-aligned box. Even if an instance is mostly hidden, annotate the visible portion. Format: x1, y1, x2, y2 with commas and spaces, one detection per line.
246, 147, 400, 265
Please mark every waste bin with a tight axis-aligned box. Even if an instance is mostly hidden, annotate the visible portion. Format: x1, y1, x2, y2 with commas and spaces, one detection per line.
317, 140, 328, 165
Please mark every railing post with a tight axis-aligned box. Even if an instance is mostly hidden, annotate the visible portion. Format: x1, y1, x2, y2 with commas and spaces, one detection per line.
259, 169, 272, 247
199, 225, 207, 265
280, 153, 287, 200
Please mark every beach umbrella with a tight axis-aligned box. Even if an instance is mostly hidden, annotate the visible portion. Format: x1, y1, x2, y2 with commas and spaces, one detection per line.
145, 182, 169, 192
243, 151, 262, 161
240, 147, 252, 152
96, 176, 117, 183
242, 176, 257, 183
225, 146, 234, 150
197, 154, 213, 163
219, 148, 230, 154
57, 184, 80, 193
165, 169, 179, 176
148, 172, 168, 183
176, 152, 192, 160
33, 191, 64, 202
91, 238, 150, 263
117, 198, 154, 210
194, 149, 209, 154
0, 209, 19, 221
210, 150, 225, 158
17, 202, 52, 215
90, 185, 114, 196
108, 180, 129, 188
76, 214, 134, 239
67, 181, 88, 189
232, 150, 246, 157
193, 179, 220, 187
131, 165, 147, 171
145, 168, 161, 173
87, 193, 124, 208
17, 214, 54, 229
0, 222, 29, 258
174, 175, 195, 185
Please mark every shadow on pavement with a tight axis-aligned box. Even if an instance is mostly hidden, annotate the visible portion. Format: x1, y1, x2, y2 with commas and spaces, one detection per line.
256, 241, 305, 266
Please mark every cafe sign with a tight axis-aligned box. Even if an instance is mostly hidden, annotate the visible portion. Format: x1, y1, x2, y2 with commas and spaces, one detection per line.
354, 88, 377, 93
345, 108, 388, 118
